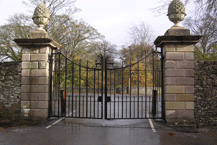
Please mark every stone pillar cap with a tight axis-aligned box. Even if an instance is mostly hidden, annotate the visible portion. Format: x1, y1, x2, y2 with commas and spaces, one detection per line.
14, 29, 61, 49
14, 38, 61, 49
154, 35, 202, 47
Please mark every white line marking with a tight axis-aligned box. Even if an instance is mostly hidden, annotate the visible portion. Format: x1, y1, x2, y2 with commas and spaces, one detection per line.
46, 110, 76, 129
147, 112, 156, 132
45, 117, 65, 129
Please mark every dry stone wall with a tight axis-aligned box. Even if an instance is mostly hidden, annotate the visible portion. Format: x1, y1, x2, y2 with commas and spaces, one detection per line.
195, 60, 217, 126
0, 62, 21, 107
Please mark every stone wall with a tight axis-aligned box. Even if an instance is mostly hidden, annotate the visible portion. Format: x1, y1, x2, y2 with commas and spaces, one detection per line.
195, 60, 217, 126
0, 61, 21, 107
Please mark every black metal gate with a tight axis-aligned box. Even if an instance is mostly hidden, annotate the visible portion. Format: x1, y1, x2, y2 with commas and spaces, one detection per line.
49, 48, 164, 120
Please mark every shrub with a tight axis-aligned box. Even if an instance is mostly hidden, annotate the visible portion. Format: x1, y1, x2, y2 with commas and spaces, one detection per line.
0, 102, 44, 128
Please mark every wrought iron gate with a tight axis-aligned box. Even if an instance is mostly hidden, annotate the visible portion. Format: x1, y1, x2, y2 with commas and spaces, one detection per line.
49, 48, 164, 120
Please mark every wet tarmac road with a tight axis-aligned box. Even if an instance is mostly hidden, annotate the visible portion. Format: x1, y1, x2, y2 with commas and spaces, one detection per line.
0, 118, 217, 145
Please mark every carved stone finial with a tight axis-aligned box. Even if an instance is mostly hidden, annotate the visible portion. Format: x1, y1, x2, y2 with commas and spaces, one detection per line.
167, 0, 186, 28
32, 3, 50, 31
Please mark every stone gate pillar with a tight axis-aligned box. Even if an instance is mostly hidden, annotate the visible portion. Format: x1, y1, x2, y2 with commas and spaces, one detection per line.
14, 4, 61, 119
155, 35, 201, 125
154, 0, 202, 126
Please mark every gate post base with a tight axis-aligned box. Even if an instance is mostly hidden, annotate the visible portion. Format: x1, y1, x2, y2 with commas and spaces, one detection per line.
166, 119, 196, 127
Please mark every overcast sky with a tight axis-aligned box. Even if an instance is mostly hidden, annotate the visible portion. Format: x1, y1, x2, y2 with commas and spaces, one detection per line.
0, 0, 192, 49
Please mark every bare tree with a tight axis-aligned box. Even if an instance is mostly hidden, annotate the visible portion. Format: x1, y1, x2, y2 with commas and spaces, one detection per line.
184, 12, 217, 60
127, 21, 154, 47
0, 0, 103, 62
153, 0, 216, 16
0, 14, 33, 61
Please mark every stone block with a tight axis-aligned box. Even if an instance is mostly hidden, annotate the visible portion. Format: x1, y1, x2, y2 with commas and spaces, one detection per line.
21, 93, 49, 101
164, 29, 190, 36
31, 69, 49, 77
165, 77, 176, 85
22, 77, 39, 85
28, 30, 51, 39
165, 102, 185, 110
165, 61, 175, 68
31, 54, 48, 61
185, 86, 194, 93
165, 45, 175, 52
176, 94, 194, 101
31, 109, 48, 118
38, 77, 49, 85
177, 61, 194, 69
39, 61, 48, 69
32, 109, 48, 118
22, 62, 38, 69
30, 101, 48, 109
21, 77, 29, 85
21, 85, 49, 93
186, 70, 194, 77
30, 78, 38, 85
21, 101, 30, 109
21, 93, 30, 101
21, 109, 30, 116
165, 94, 176, 102
31, 85, 49, 93
166, 52, 184, 60
177, 110, 194, 119
21, 85, 30, 93
165, 86, 185, 94
22, 48, 39, 54
21, 93, 38, 101
176, 77, 194, 85
166, 110, 176, 119
21, 69, 30, 77
37, 93, 49, 101
40, 47, 50, 53
185, 102, 194, 110
165, 69, 185, 77
185, 53, 194, 60
176, 45, 194, 52
22, 54, 30, 61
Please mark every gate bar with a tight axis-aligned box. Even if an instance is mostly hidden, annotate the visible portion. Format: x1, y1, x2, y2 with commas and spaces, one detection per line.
65, 55, 68, 117
94, 69, 96, 118
79, 60, 81, 118
48, 49, 53, 117
145, 50, 147, 118
58, 53, 60, 117
72, 57, 74, 117
86, 61, 88, 118
130, 59, 132, 119
122, 62, 123, 118
105, 57, 108, 119
101, 55, 104, 119
137, 57, 139, 118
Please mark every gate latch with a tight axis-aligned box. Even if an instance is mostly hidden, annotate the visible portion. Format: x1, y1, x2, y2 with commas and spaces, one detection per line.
97, 96, 102, 102
106, 96, 111, 102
